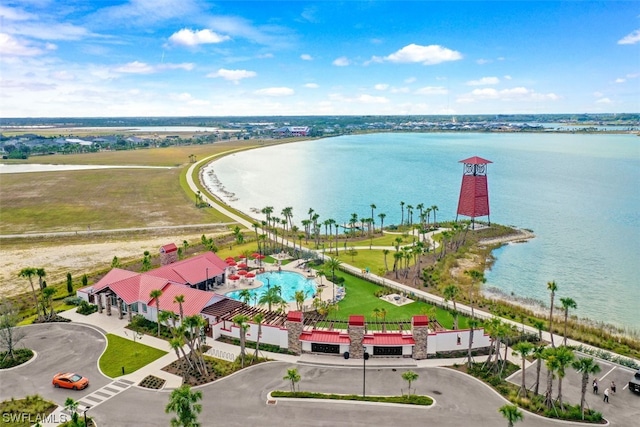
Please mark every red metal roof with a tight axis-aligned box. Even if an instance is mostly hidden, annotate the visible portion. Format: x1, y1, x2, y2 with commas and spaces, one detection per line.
287, 311, 303, 322
299, 330, 351, 344
145, 252, 227, 285
364, 333, 415, 346
412, 315, 429, 326
160, 243, 178, 253
155, 284, 219, 317
459, 156, 492, 164
92, 268, 139, 292
106, 275, 170, 305
348, 315, 365, 326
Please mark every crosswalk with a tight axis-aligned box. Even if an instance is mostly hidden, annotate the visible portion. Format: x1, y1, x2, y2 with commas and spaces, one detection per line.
72, 379, 134, 413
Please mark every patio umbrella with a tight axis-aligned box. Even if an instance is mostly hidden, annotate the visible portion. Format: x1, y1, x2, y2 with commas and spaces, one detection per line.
246, 272, 256, 278
226, 259, 237, 266
251, 252, 261, 258
225, 256, 235, 262
228, 274, 240, 280
237, 269, 248, 276
255, 254, 266, 260
237, 262, 248, 269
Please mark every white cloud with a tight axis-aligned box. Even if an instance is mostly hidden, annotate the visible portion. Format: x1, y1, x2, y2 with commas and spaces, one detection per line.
390, 87, 410, 94
476, 58, 491, 65
300, 54, 313, 61
618, 29, 640, 45
114, 61, 155, 74
50, 70, 76, 81
169, 92, 210, 105
0, 5, 36, 21
159, 63, 195, 71
466, 76, 500, 86
404, 77, 417, 83
415, 86, 448, 95
593, 91, 604, 97
0, 33, 42, 56
304, 83, 319, 88
254, 87, 295, 96
168, 28, 230, 47
457, 87, 559, 103
333, 56, 350, 66
90, 0, 201, 26
356, 94, 389, 104
206, 68, 256, 83
383, 44, 462, 65
374, 84, 389, 91
504, 75, 512, 80
596, 97, 612, 104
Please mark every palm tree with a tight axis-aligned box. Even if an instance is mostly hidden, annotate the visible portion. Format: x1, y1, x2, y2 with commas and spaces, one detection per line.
572, 357, 601, 419
36, 268, 47, 290
64, 397, 79, 424
400, 201, 405, 226
41, 286, 57, 320
560, 297, 577, 346
443, 284, 460, 329
174, 294, 185, 322
532, 319, 545, 342
259, 287, 283, 312
498, 404, 523, 427
370, 203, 376, 232
19, 267, 41, 319
467, 318, 479, 368
294, 290, 306, 311
149, 289, 163, 337
283, 368, 301, 392
165, 384, 203, 427
532, 344, 546, 395
238, 289, 252, 306
378, 212, 386, 231
547, 280, 558, 347
401, 370, 419, 395
512, 341, 534, 398
253, 313, 264, 363
543, 347, 559, 408
554, 346, 575, 410
382, 249, 389, 271
464, 269, 485, 317
232, 314, 250, 368
431, 205, 439, 227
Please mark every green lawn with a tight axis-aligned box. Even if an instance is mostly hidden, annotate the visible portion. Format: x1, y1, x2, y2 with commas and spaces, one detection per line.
324, 270, 468, 330
99, 334, 167, 378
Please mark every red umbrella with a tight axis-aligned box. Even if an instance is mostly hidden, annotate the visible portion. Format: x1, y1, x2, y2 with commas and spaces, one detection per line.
251, 252, 261, 258
246, 272, 256, 278
226, 261, 237, 267
237, 270, 248, 276
225, 256, 235, 261
237, 262, 248, 269
228, 274, 240, 280
255, 254, 266, 260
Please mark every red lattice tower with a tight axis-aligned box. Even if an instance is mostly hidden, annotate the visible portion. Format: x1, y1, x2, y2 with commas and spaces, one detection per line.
456, 156, 492, 227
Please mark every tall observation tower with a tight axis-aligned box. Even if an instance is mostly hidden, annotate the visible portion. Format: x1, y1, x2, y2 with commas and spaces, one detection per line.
456, 156, 492, 229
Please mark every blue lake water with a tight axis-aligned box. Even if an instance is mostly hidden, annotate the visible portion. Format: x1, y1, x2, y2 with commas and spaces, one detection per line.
205, 133, 640, 329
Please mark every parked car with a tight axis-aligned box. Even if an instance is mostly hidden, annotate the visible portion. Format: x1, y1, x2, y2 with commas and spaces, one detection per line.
52, 373, 89, 390
629, 369, 640, 394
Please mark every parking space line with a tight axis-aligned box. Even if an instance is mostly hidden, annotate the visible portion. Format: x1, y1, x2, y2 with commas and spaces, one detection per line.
599, 366, 616, 380
623, 383, 629, 390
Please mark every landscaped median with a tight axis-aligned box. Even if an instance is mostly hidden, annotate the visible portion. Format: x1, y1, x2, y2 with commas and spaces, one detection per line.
269, 391, 433, 406
99, 334, 167, 378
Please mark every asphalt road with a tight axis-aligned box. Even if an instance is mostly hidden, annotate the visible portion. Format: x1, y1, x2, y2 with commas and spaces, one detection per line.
0, 323, 109, 405
3, 324, 639, 427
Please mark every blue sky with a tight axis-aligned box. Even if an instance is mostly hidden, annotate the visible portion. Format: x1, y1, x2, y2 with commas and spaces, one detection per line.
1, 1, 638, 117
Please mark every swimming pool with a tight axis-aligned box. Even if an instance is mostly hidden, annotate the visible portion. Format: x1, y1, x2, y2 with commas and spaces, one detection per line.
225, 271, 317, 305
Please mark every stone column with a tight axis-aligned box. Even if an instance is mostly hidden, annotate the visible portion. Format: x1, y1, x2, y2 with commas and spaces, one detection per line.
286, 311, 303, 355
348, 315, 365, 359
412, 315, 429, 360
118, 299, 124, 319
97, 294, 103, 314
105, 293, 112, 316
128, 306, 133, 322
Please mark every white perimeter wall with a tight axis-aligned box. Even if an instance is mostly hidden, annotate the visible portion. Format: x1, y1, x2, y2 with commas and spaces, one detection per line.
213, 319, 288, 348
427, 329, 491, 354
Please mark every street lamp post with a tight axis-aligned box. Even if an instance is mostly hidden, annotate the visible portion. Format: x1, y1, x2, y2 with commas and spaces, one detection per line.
83, 406, 91, 426
362, 345, 369, 397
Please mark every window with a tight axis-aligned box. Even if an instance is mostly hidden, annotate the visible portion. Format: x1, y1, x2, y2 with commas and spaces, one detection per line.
141, 303, 147, 313
130, 303, 139, 313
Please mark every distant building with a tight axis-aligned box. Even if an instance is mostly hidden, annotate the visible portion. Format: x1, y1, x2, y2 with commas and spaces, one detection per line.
272, 126, 311, 137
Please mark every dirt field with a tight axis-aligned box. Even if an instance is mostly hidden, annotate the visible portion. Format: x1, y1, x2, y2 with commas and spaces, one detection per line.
1, 231, 219, 298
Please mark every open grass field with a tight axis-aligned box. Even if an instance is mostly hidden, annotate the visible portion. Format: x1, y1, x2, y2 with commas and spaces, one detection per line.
331, 270, 468, 330
99, 334, 167, 378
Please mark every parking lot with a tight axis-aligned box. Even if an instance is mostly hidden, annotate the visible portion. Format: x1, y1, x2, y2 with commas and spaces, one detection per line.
508, 353, 640, 425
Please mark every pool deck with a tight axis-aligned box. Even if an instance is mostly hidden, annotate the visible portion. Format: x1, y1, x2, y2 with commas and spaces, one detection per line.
214, 255, 337, 311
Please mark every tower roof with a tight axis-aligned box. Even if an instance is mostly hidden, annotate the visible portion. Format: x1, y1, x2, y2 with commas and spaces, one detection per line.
459, 156, 492, 164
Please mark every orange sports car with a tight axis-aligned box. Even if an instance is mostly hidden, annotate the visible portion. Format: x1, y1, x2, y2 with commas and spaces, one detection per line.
52, 373, 89, 390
